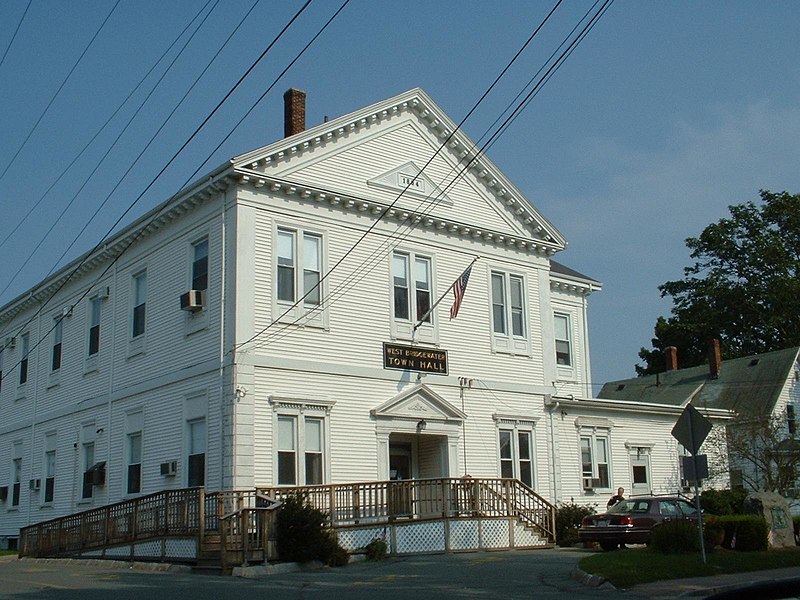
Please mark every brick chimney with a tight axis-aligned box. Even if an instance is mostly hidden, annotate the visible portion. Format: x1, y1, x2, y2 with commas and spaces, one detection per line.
708, 338, 722, 379
665, 346, 678, 371
283, 88, 306, 138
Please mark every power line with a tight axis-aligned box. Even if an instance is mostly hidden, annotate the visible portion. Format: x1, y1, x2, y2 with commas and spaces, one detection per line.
0, 0, 31, 71
0, 0, 122, 186
236, 0, 566, 351
0, 0, 219, 253
242, 0, 613, 351
0, 0, 349, 383
0, 0, 224, 299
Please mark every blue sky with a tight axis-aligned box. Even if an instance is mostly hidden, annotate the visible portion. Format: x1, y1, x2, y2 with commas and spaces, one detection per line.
1, 0, 799, 390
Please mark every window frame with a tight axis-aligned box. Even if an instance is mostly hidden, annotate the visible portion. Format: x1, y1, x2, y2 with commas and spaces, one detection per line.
126, 431, 142, 495
488, 268, 530, 355
131, 270, 147, 339
191, 237, 209, 293
11, 450, 22, 508
187, 417, 206, 488
43, 433, 57, 505
496, 419, 536, 489
19, 332, 30, 387
390, 250, 437, 343
270, 396, 334, 487
579, 428, 611, 491
82, 441, 95, 500
273, 224, 327, 329
554, 313, 573, 368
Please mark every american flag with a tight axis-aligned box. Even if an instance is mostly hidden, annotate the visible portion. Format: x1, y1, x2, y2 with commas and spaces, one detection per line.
449, 263, 473, 320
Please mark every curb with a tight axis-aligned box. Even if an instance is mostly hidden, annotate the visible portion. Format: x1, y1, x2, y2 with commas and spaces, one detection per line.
17, 557, 191, 573
232, 554, 367, 579
571, 567, 617, 591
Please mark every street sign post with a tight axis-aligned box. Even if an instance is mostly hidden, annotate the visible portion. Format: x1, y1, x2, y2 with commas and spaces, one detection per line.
672, 404, 714, 564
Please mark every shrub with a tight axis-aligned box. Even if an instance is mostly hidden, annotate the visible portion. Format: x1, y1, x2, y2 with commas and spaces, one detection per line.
275, 493, 349, 566
649, 520, 700, 554
700, 489, 747, 515
364, 537, 388, 561
716, 515, 769, 551
556, 501, 595, 547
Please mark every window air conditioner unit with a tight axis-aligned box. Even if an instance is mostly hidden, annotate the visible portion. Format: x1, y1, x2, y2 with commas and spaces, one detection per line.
180, 290, 205, 312
160, 461, 178, 477
96, 286, 110, 300
4, 337, 15, 349
29, 479, 41, 491
582, 477, 594, 490
88, 462, 106, 486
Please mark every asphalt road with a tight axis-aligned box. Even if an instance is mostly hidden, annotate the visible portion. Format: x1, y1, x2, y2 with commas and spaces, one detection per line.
0, 549, 632, 600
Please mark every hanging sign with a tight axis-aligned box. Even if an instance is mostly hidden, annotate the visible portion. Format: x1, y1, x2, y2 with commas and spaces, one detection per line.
383, 343, 448, 375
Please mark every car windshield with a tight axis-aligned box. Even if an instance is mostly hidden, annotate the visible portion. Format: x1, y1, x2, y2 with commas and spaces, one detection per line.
608, 499, 651, 514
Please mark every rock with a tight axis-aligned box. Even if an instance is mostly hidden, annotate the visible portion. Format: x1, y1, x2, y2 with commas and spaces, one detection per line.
743, 492, 795, 548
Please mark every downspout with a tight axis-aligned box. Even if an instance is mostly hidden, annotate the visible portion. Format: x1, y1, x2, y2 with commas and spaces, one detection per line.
106, 261, 119, 505
26, 306, 42, 529
546, 395, 559, 503
218, 189, 228, 490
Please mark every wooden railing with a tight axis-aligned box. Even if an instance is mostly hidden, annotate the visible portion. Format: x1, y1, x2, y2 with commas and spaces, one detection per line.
259, 478, 556, 543
220, 502, 280, 571
18, 488, 273, 560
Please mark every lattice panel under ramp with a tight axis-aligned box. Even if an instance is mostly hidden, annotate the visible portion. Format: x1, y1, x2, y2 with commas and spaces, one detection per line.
336, 527, 391, 553
395, 521, 445, 554
513, 523, 547, 548
481, 519, 510, 549
165, 538, 197, 559
449, 520, 480, 550
105, 545, 132, 558
133, 540, 161, 558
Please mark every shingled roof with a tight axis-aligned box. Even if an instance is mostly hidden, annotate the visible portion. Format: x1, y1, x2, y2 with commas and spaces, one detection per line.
597, 347, 800, 417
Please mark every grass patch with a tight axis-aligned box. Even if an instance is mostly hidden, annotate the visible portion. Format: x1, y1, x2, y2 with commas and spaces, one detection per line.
579, 547, 800, 589
0, 550, 17, 557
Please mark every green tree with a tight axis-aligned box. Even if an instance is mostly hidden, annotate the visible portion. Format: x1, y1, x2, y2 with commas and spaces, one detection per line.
637, 190, 800, 375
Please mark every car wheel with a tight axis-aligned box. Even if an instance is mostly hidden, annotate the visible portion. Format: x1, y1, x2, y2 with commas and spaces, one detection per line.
599, 541, 618, 551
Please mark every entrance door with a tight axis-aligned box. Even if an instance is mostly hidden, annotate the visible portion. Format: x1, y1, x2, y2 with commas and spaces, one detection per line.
630, 447, 651, 495
389, 443, 413, 516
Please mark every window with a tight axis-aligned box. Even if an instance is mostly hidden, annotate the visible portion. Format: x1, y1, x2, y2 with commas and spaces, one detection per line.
498, 427, 534, 488
392, 252, 432, 324
554, 314, 572, 366
127, 432, 142, 494
44, 449, 56, 504
51, 317, 63, 372
88, 297, 102, 356
788, 405, 796, 436
581, 433, 610, 489
11, 456, 21, 507
187, 418, 206, 487
19, 332, 29, 385
277, 228, 322, 306
82, 442, 95, 499
491, 272, 525, 336
277, 414, 326, 486
132, 271, 147, 338
629, 446, 651, 494
192, 238, 209, 292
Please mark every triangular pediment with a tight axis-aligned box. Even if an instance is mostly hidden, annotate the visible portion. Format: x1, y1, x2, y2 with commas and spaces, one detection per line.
367, 161, 452, 206
371, 383, 466, 422
232, 88, 566, 254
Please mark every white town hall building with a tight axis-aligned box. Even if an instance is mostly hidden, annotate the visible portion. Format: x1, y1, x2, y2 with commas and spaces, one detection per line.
0, 88, 727, 549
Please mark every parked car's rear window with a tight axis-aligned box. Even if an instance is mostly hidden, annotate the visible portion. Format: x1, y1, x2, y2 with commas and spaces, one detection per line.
609, 499, 650, 513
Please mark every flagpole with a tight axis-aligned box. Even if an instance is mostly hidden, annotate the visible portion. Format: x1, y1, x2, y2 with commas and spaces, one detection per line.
412, 257, 478, 332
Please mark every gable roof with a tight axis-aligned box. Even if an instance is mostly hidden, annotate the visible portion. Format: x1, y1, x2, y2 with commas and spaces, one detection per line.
597, 347, 800, 417
231, 87, 567, 255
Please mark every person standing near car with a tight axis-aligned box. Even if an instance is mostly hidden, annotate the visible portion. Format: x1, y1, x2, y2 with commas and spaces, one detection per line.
607, 487, 625, 508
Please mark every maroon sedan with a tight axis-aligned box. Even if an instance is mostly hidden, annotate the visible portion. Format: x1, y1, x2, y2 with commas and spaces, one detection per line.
578, 496, 701, 550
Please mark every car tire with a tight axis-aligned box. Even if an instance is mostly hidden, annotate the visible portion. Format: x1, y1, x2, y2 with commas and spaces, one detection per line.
599, 541, 618, 551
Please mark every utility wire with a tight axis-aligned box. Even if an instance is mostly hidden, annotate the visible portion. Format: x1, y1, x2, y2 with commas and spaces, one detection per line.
0, 0, 349, 383
0, 0, 122, 185
0, 0, 31, 71
244, 0, 613, 351
236, 0, 565, 351
0, 0, 224, 299
0, 0, 218, 252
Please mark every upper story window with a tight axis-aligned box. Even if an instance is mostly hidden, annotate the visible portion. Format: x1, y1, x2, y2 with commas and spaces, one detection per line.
554, 314, 572, 367
277, 228, 322, 307
788, 404, 796, 436
192, 238, 209, 292
132, 271, 147, 338
88, 296, 102, 357
392, 252, 431, 324
491, 272, 525, 337
19, 332, 29, 386
51, 317, 63, 372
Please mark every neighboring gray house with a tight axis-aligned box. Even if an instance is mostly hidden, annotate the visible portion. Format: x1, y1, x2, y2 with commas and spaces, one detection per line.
598, 344, 800, 494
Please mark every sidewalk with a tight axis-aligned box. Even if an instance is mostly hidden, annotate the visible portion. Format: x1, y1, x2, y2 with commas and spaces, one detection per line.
628, 566, 800, 598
